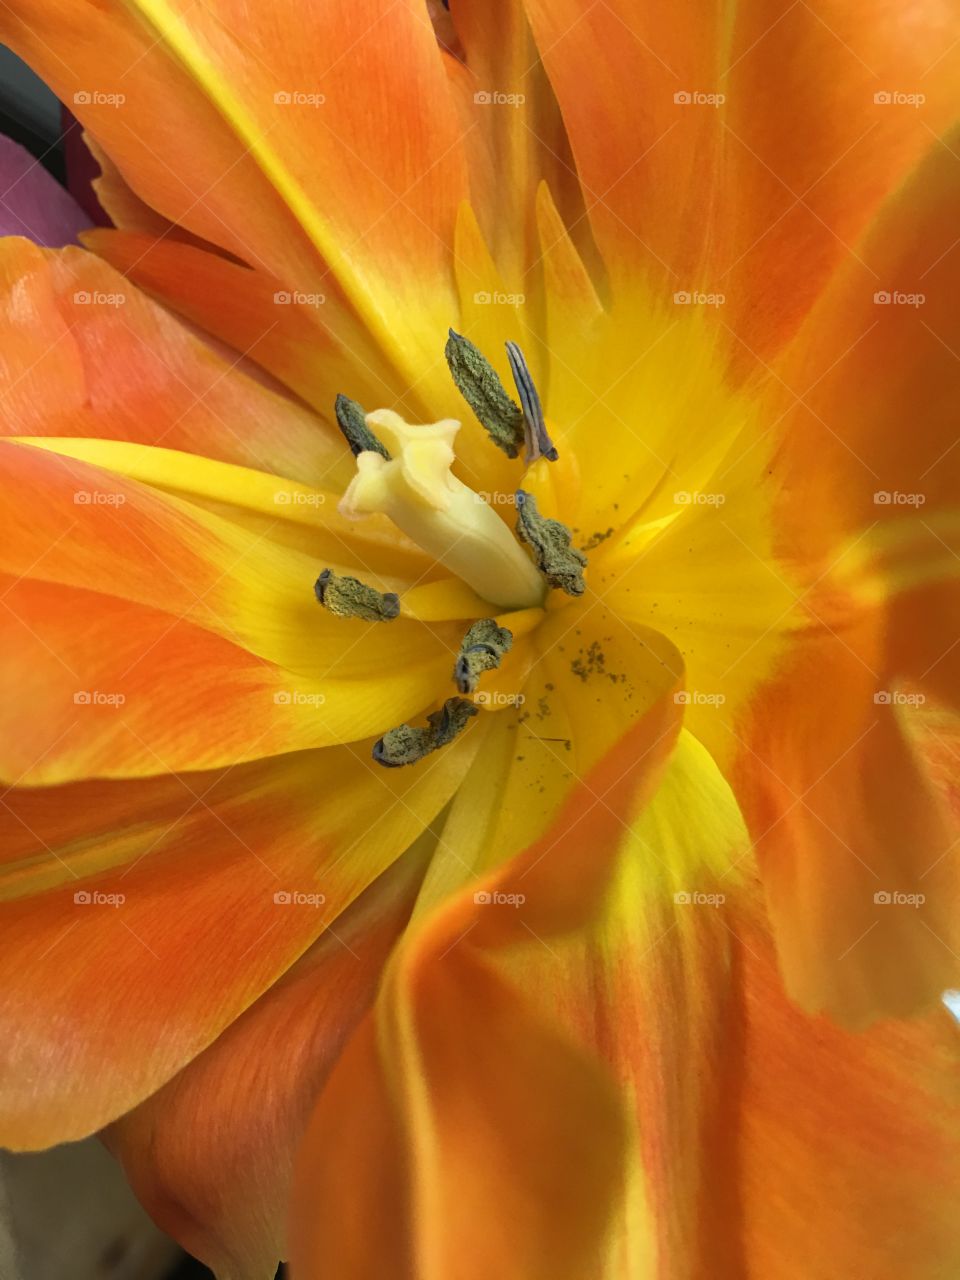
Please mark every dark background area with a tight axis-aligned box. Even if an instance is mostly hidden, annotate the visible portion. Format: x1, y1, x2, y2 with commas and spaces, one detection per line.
0, 47, 65, 179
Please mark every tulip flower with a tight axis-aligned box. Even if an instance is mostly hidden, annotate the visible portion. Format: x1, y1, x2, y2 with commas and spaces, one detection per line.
0, 2, 958, 1278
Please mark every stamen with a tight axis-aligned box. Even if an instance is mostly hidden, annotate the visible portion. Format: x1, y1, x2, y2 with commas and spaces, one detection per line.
335, 393, 390, 459
505, 341, 559, 465
515, 490, 587, 596
373, 696, 478, 767
444, 329, 524, 459
314, 568, 400, 621
454, 618, 513, 694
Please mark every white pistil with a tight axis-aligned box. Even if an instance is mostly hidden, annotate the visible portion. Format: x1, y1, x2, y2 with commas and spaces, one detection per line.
339, 409, 545, 611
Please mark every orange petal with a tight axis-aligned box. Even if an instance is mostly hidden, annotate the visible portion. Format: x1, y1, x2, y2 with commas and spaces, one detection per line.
446, 0, 587, 287
522, 0, 960, 363
732, 906, 960, 1280
581, 860, 960, 1278
289, 637, 684, 1279
105, 842, 432, 1279
737, 128, 960, 1025
0, 443, 460, 778
81, 228, 420, 424
718, 0, 960, 362
428, 738, 960, 1277
0, 237, 338, 479
521, 0, 724, 289
0, 0, 467, 389
0, 736, 471, 1148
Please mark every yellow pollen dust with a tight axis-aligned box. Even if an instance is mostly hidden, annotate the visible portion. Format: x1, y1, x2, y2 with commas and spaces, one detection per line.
339, 409, 545, 611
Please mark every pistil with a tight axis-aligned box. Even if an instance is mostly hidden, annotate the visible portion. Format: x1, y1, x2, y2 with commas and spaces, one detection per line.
339, 409, 546, 611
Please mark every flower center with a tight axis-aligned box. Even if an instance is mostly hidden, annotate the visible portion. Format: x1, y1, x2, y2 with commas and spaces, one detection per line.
339, 409, 546, 611
320, 334, 589, 767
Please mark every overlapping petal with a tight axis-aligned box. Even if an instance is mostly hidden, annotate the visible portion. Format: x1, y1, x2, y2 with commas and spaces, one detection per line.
738, 126, 960, 1024
522, 0, 960, 363
105, 842, 434, 1280
0, 440, 462, 778
0, 237, 339, 478
289, 653, 684, 1280
80, 228, 409, 423
485, 736, 960, 1278
0, 733, 474, 1149
0, 137, 90, 246
0, 0, 468, 391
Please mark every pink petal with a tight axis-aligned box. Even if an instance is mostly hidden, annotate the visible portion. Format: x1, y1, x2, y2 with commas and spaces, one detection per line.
0, 135, 90, 246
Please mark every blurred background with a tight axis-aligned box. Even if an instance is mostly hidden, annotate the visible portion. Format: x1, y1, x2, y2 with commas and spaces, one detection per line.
0, 46, 62, 175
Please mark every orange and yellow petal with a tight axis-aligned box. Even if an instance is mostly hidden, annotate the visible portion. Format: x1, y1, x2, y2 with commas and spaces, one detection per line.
445, 0, 587, 290
583, 740, 960, 1277
522, 0, 960, 366
80, 229, 408, 423
738, 127, 960, 1025
521, 0, 721, 289
0, 0, 468, 392
0, 730, 474, 1149
289, 670, 684, 1280
0, 441, 461, 777
104, 843, 432, 1280
0, 238, 339, 479
718, 0, 960, 362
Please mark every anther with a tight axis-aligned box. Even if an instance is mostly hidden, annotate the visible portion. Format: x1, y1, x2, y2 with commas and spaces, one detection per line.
373, 697, 478, 767
314, 568, 400, 621
515, 490, 587, 596
505, 341, 558, 465
454, 618, 513, 694
335, 394, 390, 459
444, 329, 525, 459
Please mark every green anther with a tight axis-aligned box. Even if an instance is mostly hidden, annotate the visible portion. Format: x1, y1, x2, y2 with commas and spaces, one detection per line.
314, 568, 400, 621
373, 697, 478, 767
444, 329, 524, 459
515, 490, 587, 597
335, 393, 390, 459
454, 618, 513, 694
